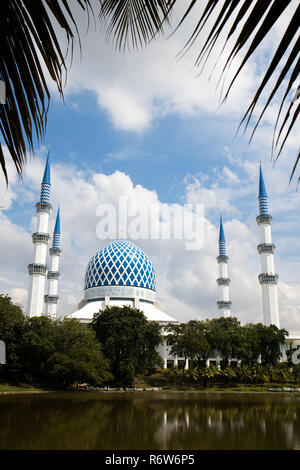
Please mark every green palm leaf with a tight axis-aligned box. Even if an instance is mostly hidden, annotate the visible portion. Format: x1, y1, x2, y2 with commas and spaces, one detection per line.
1, 1, 298, 182
99, 0, 300, 180
0, 0, 93, 182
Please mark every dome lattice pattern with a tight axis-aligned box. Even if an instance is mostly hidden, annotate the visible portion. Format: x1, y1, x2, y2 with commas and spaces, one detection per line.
85, 240, 156, 291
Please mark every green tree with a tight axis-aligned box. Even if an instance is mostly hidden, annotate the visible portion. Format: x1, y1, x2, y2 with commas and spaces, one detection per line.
236, 323, 261, 366
206, 317, 243, 367
0, 294, 25, 379
253, 323, 288, 366
167, 320, 212, 369
48, 318, 112, 386
92, 306, 162, 385
21, 315, 57, 382
22, 316, 112, 386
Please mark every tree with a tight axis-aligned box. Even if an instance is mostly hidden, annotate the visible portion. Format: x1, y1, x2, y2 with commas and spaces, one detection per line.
21, 316, 112, 386
21, 315, 57, 382
236, 323, 261, 366
1, 1, 299, 181
47, 318, 112, 386
0, 294, 25, 378
253, 323, 288, 365
167, 320, 212, 369
0, 296, 112, 387
91, 306, 162, 385
206, 317, 243, 367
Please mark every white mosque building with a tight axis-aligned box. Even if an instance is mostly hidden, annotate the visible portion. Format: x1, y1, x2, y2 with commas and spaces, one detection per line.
26, 157, 300, 366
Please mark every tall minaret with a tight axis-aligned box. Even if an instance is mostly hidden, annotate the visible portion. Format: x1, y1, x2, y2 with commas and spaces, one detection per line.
217, 216, 232, 317
44, 207, 61, 319
26, 154, 52, 317
256, 164, 280, 327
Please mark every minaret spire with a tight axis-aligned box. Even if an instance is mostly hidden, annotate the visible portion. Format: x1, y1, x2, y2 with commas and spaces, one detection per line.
53, 206, 61, 248
41, 152, 51, 203
26, 153, 52, 317
258, 163, 269, 215
216, 216, 232, 317
219, 215, 226, 256
256, 165, 280, 327
45, 207, 61, 319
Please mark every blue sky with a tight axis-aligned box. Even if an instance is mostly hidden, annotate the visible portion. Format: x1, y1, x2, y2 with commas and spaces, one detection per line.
0, 1, 299, 331
42, 90, 244, 204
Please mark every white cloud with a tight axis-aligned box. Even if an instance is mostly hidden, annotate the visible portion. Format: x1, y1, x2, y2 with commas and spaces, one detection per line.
45, 0, 260, 133
40, 0, 299, 160
10, 288, 28, 311
1, 153, 299, 332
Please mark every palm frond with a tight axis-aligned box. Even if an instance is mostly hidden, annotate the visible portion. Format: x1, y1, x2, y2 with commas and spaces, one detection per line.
178, 0, 300, 180
0, 0, 93, 183
98, 0, 173, 51
100, 0, 300, 180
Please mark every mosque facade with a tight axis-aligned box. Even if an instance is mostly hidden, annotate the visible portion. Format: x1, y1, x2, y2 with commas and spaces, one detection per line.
26, 157, 300, 366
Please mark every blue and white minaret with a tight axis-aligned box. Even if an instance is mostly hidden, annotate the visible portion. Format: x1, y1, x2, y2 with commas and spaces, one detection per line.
44, 207, 61, 319
256, 165, 280, 327
26, 154, 52, 317
216, 216, 232, 317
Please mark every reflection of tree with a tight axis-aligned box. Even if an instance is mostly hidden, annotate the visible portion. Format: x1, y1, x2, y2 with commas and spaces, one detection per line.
0, 393, 300, 449
0, 393, 162, 449
155, 394, 300, 450
0, 393, 113, 449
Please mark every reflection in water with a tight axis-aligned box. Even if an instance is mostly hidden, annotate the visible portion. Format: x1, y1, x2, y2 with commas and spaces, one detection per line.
0, 392, 300, 449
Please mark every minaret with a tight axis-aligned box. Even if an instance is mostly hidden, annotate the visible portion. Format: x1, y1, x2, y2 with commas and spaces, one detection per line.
217, 216, 232, 317
256, 165, 280, 327
44, 207, 61, 319
26, 154, 52, 317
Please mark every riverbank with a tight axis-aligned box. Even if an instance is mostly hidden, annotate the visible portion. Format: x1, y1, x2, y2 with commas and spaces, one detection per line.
1, 382, 300, 394
0, 383, 54, 394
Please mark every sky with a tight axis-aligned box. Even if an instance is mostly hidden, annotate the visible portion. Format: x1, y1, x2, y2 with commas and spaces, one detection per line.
0, 1, 299, 331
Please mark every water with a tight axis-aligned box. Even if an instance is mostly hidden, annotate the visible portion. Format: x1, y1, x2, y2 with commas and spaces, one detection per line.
0, 392, 300, 450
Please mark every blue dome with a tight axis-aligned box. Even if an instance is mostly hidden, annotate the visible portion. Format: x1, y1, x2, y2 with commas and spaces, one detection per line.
84, 239, 156, 291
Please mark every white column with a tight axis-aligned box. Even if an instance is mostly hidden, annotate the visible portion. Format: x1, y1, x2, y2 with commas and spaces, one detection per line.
217, 217, 231, 317
27, 204, 51, 317
257, 218, 279, 327
45, 249, 61, 319
257, 166, 280, 328
217, 258, 231, 317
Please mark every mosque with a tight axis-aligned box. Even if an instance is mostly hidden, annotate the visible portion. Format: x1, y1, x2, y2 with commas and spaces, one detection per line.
26, 156, 300, 367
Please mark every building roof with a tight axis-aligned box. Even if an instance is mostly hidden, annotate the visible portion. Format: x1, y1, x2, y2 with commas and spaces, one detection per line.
84, 239, 156, 292
68, 299, 178, 324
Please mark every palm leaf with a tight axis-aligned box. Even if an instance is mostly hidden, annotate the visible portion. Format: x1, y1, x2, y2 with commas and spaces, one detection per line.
0, 0, 93, 183
99, 0, 173, 51
100, 0, 300, 180
1, 1, 299, 183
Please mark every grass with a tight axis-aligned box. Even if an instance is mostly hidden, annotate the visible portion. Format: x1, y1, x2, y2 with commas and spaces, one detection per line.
0, 382, 49, 393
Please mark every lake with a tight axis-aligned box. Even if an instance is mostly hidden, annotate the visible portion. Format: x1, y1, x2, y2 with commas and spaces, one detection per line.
0, 392, 300, 450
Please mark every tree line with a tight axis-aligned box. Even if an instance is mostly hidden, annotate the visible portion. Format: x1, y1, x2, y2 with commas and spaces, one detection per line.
166, 317, 290, 368
0, 295, 161, 387
165, 317, 300, 387
0, 294, 299, 388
